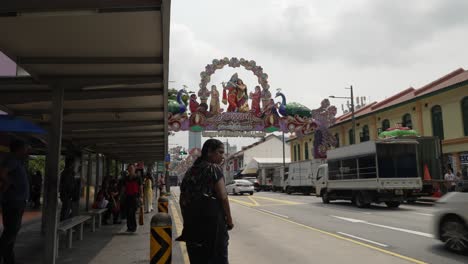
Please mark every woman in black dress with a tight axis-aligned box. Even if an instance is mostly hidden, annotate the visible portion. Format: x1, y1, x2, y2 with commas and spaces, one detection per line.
178, 139, 234, 264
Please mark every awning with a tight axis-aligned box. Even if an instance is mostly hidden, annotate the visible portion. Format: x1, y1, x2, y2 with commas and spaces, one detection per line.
241, 159, 259, 175
241, 157, 291, 175
0, 115, 46, 134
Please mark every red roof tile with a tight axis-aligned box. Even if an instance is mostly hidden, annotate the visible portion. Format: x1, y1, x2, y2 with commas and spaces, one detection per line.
335, 102, 377, 123
370, 87, 415, 111
415, 68, 468, 96
332, 68, 468, 126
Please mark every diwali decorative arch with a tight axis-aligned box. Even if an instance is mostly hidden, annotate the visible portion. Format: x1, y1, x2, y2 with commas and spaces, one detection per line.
167, 57, 338, 158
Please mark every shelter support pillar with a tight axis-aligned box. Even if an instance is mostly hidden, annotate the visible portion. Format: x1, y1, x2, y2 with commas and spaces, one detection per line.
95, 154, 101, 201
114, 160, 118, 177
43, 86, 64, 264
86, 153, 92, 211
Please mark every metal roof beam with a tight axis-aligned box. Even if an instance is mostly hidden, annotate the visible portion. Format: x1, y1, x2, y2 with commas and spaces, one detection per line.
17, 56, 163, 65
64, 129, 164, 136
41, 120, 164, 131
2, 89, 163, 104
41, 75, 163, 87
67, 132, 165, 139
0, 0, 162, 14
15, 107, 165, 116
76, 137, 165, 145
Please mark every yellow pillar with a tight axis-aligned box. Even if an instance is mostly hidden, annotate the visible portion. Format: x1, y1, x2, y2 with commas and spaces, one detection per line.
415, 102, 424, 135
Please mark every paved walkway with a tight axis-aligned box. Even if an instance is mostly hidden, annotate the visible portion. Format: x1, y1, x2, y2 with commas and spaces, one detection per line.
5, 197, 186, 264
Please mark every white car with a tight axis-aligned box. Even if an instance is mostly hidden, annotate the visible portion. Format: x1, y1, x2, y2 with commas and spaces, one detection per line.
434, 192, 468, 253
226, 179, 254, 195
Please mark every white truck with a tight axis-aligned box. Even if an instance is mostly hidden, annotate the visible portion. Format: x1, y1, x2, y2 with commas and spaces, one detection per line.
272, 165, 289, 192
314, 139, 423, 208
285, 159, 325, 195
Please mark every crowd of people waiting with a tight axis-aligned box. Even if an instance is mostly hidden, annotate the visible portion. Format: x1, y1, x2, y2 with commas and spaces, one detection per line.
92, 165, 166, 231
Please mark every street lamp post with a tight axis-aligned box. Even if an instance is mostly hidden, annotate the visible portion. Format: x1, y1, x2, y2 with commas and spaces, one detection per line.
330, 85, 356, 144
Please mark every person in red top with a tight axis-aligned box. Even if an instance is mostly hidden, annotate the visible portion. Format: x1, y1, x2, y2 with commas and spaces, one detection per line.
123, 164, 143, 232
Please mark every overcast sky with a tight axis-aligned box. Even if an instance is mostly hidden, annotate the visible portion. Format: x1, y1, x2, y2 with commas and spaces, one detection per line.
168, 0, 468, 150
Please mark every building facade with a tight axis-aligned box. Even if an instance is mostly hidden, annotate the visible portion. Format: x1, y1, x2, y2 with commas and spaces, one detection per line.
224, 134, 290, 182
288, 68, 468, 177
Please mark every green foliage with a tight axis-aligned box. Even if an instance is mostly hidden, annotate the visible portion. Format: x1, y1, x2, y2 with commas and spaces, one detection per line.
27, 155, 65, 175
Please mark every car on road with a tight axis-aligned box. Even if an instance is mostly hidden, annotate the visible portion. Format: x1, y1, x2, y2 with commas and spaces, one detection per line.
434, 191, 468, 253
243, 177, 260, 192
226, 179, 254, 195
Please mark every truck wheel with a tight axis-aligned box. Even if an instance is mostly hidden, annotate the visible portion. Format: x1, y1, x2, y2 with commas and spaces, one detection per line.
286, 187, 292, 195
354, 192, 370, 208
385, 201, 401, 208
249, 192, 254, 196
321, 190, 330, 204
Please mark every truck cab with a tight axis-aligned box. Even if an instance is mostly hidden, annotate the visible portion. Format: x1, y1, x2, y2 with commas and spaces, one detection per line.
314, 164, 329, 203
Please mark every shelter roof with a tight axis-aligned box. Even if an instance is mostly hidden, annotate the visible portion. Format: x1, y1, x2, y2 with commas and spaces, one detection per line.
0, 0, 170, 162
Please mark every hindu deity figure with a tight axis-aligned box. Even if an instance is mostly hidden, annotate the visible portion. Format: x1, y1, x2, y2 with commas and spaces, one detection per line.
189, 94, 199, 113
236, 79, 249, 112
222, 73, 249, 113
209, 85, 221, 114
250, 85, 262, 116
263, 98, 279, 128
198, 85, 210, 104
261, 86, 272, 111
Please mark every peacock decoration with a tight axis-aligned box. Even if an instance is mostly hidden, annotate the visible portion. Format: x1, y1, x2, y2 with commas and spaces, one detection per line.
168, 88, 188, 114
275, 91, 312, 117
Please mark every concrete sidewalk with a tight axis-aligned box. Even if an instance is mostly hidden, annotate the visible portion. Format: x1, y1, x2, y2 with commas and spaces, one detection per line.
10, 201, 186, 263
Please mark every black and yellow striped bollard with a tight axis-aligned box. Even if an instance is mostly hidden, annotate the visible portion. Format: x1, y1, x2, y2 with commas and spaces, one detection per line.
150, 212, 172, 264
158, 196, 169, 213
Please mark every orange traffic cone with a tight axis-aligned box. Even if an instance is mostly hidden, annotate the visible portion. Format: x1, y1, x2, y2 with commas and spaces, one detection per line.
423, 164, 432, 181
433, 183, 442, 198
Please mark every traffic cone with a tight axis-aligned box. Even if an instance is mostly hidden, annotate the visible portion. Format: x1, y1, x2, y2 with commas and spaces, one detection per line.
423, 164, 432, 181
433, 183, 442, 198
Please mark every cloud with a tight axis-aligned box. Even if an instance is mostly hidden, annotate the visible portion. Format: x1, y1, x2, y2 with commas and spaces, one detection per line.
169, 23, 225, 90
243, 0, 468, 67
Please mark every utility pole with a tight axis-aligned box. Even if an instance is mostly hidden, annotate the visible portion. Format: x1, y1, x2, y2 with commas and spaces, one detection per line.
330, 85, 357, 144
349, 85, 356, 144
282, 132, 285, 168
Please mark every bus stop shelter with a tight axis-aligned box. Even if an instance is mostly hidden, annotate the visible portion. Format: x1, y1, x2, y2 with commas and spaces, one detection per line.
0, 1, 171, 263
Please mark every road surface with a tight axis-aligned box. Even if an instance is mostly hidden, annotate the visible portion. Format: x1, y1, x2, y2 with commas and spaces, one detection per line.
171, 189, 467, 264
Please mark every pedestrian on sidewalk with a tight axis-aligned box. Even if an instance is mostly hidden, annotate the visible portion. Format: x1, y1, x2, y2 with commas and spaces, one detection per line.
158, 174, 165, 196
0, 139, 30, 264
444, 168, 456, 192
123, 164, 143, 232
177, 139, 234, 264
60, 155, 76, 220
30, 170, 42, 209
144, 172, 154, 213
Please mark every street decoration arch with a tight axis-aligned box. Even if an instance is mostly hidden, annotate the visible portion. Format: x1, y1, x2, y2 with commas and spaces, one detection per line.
168, 57, 338, 158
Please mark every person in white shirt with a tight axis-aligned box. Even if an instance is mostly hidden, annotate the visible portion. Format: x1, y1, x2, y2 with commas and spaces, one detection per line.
444, 169, 456, 192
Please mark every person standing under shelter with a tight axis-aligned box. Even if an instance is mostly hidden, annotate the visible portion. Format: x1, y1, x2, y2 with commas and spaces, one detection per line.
30, 170, 42, 209
123, 164, 143, 232
60, 156, 76, 220
0, 139, 30, 264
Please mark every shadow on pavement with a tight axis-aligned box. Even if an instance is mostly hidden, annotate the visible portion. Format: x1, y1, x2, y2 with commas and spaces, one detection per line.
428, 244, 468, 262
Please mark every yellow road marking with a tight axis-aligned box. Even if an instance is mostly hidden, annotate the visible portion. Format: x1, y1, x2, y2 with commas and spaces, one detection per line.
247, 196, 260, 206
239, 204, 427, 264
170, 193, 190, 264
229, 197, 257, 207
252, 195, 304, 205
